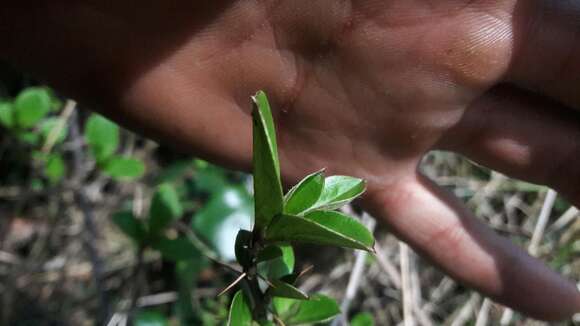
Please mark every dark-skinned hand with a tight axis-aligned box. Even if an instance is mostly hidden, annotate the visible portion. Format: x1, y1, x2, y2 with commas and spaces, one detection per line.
1, 1, 579, 320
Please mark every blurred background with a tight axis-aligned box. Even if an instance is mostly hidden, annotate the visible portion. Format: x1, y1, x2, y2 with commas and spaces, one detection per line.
0, 63, 578, 326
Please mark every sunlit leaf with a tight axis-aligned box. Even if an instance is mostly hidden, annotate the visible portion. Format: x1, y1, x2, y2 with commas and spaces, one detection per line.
149, 184, 183, 234
103, 156, 145, 180
85, 114, 119, 163
251, 91, 283, 232
14, 87, 51, 128
258, 245, 294, 280
309, 176, 365, 211
284, 170, 324, 215
350, 312, 375, 326
265, 213, 374, 251
227, 290, 252, 326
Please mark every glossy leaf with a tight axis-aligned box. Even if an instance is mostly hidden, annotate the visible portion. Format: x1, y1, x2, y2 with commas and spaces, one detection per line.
154, 237, 201, 261
309, 176, 365, 211
103, 156, 145, 180
256, 245, 283, 263
14, 87, 51, 128
265, 213, 374, 251
44, 153, 65, 183
0, 102, 14, 128
112, 211, 145, 244
258, 245, 294, 280
284, 170, 324, 215
85, 114, 119, 162
274, 296, 338, 323
351, 312, 375, 326
251, 91, 283, 231
227, 290, 252, 326
234, 230, 253, 268
39, 117, 68, 144
269, 279, 308, 300
135, 310, 169, 326
149, 184, 183, 234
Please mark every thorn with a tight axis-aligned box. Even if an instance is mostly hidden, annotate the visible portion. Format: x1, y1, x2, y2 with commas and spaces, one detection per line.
217, 272, 246, 298
297, 265, 314, 278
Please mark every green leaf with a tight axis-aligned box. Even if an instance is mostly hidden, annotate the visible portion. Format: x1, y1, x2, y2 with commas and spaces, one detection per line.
251, 91, 283, 232
39, 117, 68, 144
112, 211, 145, 244
135, 310, 169, 326
269, 279, 308, 300
351, 312, 375, 326
265, 213, 374, 251
16, 130, 40, 144
234, 230, 253, 268
44, 153, 65, 183
149, 184, 183, 235
154, 237, 201, 261
227, 290, 252, 326
258, 245, 294, 280
14, 87, 51, 128
85, 114, 119, 162
309, 176, 365, 211
102, 156, 145, 180
192, 185, 253, 261
0, 102, 14, 128
283, 294, 341, 325
256, 245, 283, 263
284, 170, 324, 215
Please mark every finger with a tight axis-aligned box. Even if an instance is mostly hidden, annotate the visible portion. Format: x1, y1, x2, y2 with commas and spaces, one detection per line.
440, 85, 580, 205
508, 1, 580, 109
364, 173, 580, 321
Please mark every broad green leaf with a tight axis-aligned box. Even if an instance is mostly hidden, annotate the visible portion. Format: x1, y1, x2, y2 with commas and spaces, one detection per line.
251, 91, 283, 231
227, 290, 252, 326
256, 245, 283, 263
44, 153, 65, 183
284, 170, 324, 215
154, 237, 201, 261
102, 156, 145, 180
112, 211, 145, 244
284, 294, 341, 325
16, 130, 39, 144
149, 184, 183, 234
234, 230, 253, 268
0, 102, 14, 128
39, 117, 68, 144
14, 87, 51, 128
351, 312, 375, 326
269, 279, 308, 300
192, 186, 253, 261
135, 310, 169, 326
265, 213, 374, 251
309, 176, 365, 211
273, 297, 298, 319
85, 114, 119, 162
258, 245, 294, 280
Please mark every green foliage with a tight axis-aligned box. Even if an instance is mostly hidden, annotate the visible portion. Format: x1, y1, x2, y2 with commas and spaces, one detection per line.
112, 211, 146, 245
252, 91, 284, 232
228, 291, 252, 326
102, 157, 145, 179
13, 87, 51, 128
149, 184, 183, 235
44, 153, 66, 183
227, 91, 374, 325
351, 312, 375, 326
0, 101, 14, 128
135, 310, 169, 326
153, 237, 201, 261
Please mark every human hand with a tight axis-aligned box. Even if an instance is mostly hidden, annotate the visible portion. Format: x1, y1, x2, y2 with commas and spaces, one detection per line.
1, 0, 579, 320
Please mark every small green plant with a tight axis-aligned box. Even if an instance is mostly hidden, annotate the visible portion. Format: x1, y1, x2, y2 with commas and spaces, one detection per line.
226, 91, 375, 325
84, 113, 145, 180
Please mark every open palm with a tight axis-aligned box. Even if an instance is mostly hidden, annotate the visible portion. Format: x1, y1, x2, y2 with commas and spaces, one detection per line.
2, 0, 579, 320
